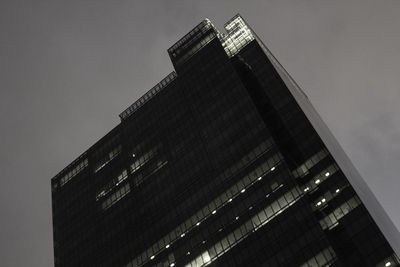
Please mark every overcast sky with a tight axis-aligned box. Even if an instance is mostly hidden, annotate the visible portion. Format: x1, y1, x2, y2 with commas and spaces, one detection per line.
1, 1, 399, 266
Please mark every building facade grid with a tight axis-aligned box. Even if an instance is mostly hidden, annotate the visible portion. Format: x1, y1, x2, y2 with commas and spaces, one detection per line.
51, 14, 399, 267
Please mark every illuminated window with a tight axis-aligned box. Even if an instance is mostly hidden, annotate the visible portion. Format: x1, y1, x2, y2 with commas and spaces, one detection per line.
315, 179, 321, 184
150, 255, 155, 260
325, 172, 330, 177
165, 244, 170, 249
130, 146, 159, 174
96, 169, 128, 201
270, 166, 275, 171
101, 183, 130, 210
123, 154, 284, 267
203, 252, 211, 263
185, 251, 211, 267
300, 247, 336, 267
319, 196, 361, 230
185, 187, 302, 267
94, 145, 122, 173
385, 262, 391, 267
241, 188, 246, 193
60, 158, 89, 186
335, 188, 340, 193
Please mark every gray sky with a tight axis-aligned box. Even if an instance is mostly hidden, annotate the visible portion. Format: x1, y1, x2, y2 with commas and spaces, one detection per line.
1, 1, 399, 266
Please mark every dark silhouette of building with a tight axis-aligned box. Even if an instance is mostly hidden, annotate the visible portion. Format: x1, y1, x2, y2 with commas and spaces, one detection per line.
51, 15, 400, 267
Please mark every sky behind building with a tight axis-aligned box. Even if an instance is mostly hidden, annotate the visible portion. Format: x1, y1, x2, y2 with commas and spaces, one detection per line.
1, 1, 399, 266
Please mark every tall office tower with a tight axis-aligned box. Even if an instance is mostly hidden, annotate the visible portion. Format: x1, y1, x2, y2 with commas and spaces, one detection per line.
51, 15, 399, 267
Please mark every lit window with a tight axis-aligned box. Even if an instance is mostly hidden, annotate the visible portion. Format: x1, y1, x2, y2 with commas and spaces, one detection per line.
270, 166, 276, 171
316, 201, 322, 206
228, 198, 232, 202
202, 240, 206, 244
249, 206, 253, 210
196, 222, 201, 226
170, 263, 175, 267
241, 188, 246, 193
304, 187, 310, 192
165, 244, 170, 249
385, 262, 391, 267
235, 216, 239, 220
203, 251, 211, 263
186, 251, 190, 255
325, 172, 330, 177
95, 146, 122, 173
132, 153, 136, 157
60, 158, 89, 187
315, 179, 321, 184
321, 198, 326, 203
266, 194, 270, 198
212, 210, 217, 214
181, 233, 185, 237
335, 188, 340, 193
150, 255, 155, 260
101, 183, 130, 210
257, 176, 262, 181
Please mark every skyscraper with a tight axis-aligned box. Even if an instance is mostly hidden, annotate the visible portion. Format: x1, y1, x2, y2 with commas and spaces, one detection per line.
51, 14, 399, 267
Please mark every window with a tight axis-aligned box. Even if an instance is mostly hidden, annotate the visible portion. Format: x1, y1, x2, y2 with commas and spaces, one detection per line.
96, 169, 128, 201
94, 145, 122, 173
101, 183, 130, 210
60, 158, 88, 186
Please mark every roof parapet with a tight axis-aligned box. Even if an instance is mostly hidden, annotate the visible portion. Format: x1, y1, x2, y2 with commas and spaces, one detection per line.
119, 71, 177, 120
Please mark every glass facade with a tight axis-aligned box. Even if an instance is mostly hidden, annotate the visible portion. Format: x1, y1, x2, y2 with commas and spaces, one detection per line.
51, 14, 399, 267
